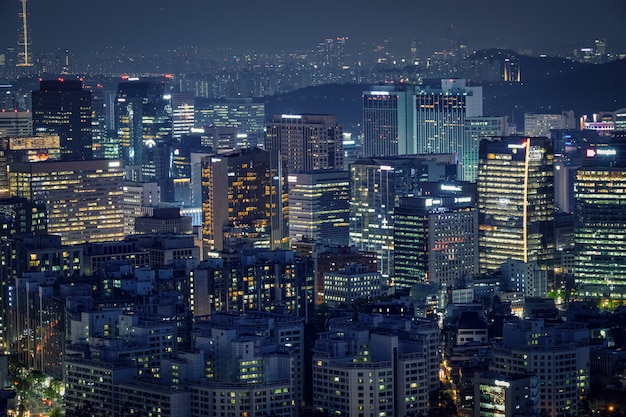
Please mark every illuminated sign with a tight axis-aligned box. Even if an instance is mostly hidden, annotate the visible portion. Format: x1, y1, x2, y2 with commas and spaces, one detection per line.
379, 165, 393, 171
455, 197, 472, 203
507, 142, 527, 149
495, 380, 510, 388
288, 175, 298, 183
368, 91, 390, 96
587, 148, 617, 157
281, 114, 302, 119
425, 198, 442, 207
441, 184, 462, 192
108, 161, 121, 168
211, 158, 221, 162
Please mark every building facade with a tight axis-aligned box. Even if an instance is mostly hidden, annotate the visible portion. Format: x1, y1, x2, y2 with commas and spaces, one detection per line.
477, 137, 555, 274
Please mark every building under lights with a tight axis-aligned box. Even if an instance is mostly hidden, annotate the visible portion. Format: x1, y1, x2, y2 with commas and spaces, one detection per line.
477, 136, 555, 274
287, 170, 349, 247
349, 154, 458, 283
362, 80, 482, 176
393, 182, 478, 289
266, 114, 343, 173
0, 111, 32, 138
171, 91, 195, 140
574, 136, 626, 302
114, 77, 172, 181
463, 116, 511, 182
31, 79, 92, 160
474, 372, 539, 417
9, 159, 125, 245
490, 319, 589, 417
201, 147, 288, 254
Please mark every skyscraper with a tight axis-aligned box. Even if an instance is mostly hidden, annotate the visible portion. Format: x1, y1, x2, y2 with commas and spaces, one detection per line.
171, 92, 195, 140
9, 159, 125, 245
201, 147, 288, 254
574, 136, 626, 301
463, 116, 510, 181
362, 80, 482, 166
415, 79, 483, 156
266, 114, 343, 173
362, 85, 415, 157
477, 137, 555, 274
31, 79, 92, 160
287, 170, 349, 247
114, 77, 172, 181
349, 154, 458, 283
393, 182, 478, 289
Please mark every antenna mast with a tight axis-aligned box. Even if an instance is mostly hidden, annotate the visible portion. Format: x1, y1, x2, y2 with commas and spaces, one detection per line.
17, 0, 33, 67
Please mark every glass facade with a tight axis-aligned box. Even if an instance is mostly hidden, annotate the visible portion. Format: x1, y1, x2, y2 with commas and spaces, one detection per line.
478, 137, 555, 274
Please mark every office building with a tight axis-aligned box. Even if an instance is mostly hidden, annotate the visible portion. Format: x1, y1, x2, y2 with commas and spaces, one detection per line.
115, 77, 173, 181
31, 79, 92, 160
477, 137, 555, 274
9, 159, 125, 245
315, 246, 377, 305
195, 97, 265, 138
474, 372, 539, 417
287, 170, 349, 247
524, 113, 571, 138
414, 79, 483, 156
0, 135, 60, 198
201, 147, 288, 254
123, 181, 160, 235
490, 319, 589, 417
266, 114, 343, 173
0, 111, 31, 138
171, 92, 195, 140
463, 116, 510, 181
323, 263, 382, 307
574, 136, 626, 301
312, 313, 440, 417
134, 207, 192, 235
393, 182, 478, 289
501, 259, 547, 299
362, 85, 415, 157
349, 154, 458, 283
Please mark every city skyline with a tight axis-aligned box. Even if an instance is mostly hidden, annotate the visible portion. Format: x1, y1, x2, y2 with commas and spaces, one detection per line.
1, 0, 626, 58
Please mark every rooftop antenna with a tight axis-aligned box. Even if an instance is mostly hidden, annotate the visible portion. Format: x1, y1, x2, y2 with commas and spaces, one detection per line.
17, 0, 33, 67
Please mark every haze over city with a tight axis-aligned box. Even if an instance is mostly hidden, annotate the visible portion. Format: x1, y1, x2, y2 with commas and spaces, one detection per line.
1, 0, 626, 56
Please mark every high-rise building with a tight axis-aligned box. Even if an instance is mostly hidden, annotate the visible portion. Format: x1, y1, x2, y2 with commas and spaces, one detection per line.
349, 154, 458, 283
415, 79, 483, 156
287, 170, 349, 247
490, 319, 589, 417
362, 85, 415, 157
362, 80, 482, 167
524, 113, 570, 138
0, 111, 31, 138
463, 116, 510, 181
201, 147, 288, 254
574, 136, 626, 301
477, 137, 555, 274
31, 79, 92, 160
9, 159, 125, 245
171, 92, 195, 140
393, 182, 478, 289
266, 114, 343, 173
195, 97, 265, 137
114, 77, 172, 181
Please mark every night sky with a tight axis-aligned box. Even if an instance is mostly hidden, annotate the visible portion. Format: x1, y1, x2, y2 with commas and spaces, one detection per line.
1, 0, 626, 56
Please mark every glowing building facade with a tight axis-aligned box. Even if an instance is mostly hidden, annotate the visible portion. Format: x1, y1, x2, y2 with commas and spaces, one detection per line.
574, 137, 626, 301
201, 147, 288, 254
287, 170, 349, 247
477, 137, 555, 274
266, 114, 343, 173
9, 159, 125, 245
114, 78, 172, 181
